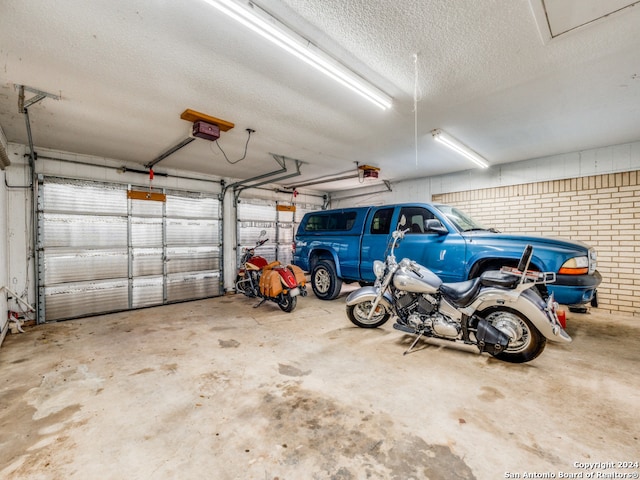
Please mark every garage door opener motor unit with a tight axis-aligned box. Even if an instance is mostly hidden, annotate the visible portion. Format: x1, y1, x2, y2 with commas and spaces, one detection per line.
192, 121, 220, 141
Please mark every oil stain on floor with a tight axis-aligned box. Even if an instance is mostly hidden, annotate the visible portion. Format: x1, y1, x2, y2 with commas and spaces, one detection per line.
250, 381, 476, 480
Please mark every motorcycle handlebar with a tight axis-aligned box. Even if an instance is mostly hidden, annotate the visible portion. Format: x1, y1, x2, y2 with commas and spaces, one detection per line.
392, 228, 409, 240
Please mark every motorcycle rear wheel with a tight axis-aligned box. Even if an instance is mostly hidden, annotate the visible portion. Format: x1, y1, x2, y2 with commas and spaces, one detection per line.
481, 307, 546, 363
347, 300, 390, 328
278, 294, 297, 313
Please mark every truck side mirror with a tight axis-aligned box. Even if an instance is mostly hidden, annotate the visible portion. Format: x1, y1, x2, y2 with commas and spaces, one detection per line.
425, 219, 448, 235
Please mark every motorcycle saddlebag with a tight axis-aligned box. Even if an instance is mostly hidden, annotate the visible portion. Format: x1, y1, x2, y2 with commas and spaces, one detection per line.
287, 264, 306, 287
476, 319, 510, 355
259, 269, 284, 297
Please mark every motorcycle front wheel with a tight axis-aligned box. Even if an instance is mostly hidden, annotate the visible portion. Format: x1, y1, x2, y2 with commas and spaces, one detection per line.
480, 307, 546, 363
277, 294, 297, 313
346, 300, 390, 328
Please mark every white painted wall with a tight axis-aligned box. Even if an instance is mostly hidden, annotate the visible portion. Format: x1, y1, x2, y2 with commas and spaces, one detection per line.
330, 140, 640, 208
3, 144, 38, 344
5, 145, 40, 326
329, 180, 431, 208
428, 140, 640, 195
0, 165, 9, 344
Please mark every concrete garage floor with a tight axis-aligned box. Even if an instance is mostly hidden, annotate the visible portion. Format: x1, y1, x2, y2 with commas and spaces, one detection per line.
1, 286, 639, 480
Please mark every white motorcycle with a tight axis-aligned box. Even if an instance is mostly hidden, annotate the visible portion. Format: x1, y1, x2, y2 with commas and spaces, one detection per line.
345, 217, 571, 363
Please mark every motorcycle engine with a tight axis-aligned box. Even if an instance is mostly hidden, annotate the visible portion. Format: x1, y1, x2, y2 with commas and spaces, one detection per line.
396, 291, 460, 339
429, 313, 461, 338
395, 291, 436, 315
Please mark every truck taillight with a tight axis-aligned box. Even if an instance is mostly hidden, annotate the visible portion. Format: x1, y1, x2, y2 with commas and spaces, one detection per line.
292, 242, 296, 254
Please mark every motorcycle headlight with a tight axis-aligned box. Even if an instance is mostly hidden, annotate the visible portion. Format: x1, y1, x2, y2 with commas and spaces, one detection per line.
373, 260, 385, 279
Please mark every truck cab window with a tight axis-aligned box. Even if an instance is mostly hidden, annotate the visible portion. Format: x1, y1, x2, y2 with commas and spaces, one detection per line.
370, 208, 393, 234
304, 212, 357, 232
399, 207, 436, 234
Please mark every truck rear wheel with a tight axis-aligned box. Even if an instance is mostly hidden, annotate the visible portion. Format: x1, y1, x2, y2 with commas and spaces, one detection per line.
311, 260, 342, 300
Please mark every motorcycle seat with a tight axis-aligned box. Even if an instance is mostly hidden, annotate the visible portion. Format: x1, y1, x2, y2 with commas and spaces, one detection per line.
440, 278, 481, 307
479, 270, 520, 288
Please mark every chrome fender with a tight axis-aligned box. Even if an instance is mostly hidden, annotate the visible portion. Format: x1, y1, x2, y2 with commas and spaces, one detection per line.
345, 286, 394, 312
468, 287, 571, 343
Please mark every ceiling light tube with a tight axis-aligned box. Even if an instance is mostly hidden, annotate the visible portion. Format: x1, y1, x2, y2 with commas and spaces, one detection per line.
431, 129, 489, 169
201, 0, 393, 110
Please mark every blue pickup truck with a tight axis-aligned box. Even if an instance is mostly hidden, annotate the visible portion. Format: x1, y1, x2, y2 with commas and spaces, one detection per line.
293, 203, 601, 309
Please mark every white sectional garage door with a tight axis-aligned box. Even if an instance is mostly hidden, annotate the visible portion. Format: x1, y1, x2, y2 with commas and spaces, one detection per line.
38, 177, 221, 321
236, 198, 278, 265
236, 198, 323, 268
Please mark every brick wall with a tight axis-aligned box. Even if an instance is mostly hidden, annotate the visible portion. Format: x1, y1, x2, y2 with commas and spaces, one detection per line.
432, 170, 640, 315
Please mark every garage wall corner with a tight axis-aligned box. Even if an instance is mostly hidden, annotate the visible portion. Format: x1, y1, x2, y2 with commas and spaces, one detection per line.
0, 165, 9, 346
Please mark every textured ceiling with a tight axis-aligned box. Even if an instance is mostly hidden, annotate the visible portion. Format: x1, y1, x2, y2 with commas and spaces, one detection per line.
1, 0, 639, 192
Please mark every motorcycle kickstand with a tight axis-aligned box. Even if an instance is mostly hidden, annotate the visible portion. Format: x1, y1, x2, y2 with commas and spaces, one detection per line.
403, 330, 425, 356
253, 298, 267, 308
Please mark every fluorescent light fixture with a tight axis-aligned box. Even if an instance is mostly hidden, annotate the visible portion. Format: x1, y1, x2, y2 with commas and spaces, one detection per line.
431, 129, 489, 169
200, 0, 393, 110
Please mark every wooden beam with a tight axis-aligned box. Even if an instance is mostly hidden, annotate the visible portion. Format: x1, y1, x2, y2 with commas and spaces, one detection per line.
180, 109, 234, 132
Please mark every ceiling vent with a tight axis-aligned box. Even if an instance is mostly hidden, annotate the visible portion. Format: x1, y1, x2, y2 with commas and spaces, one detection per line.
530, 0, 640, 41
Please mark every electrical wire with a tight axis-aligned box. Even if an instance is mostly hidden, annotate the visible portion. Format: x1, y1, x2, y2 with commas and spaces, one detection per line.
214, 128, 254, 164
4, 176, 32, 189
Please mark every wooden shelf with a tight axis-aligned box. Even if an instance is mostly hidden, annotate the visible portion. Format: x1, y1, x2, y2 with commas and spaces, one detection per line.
180, 109, 234, 132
